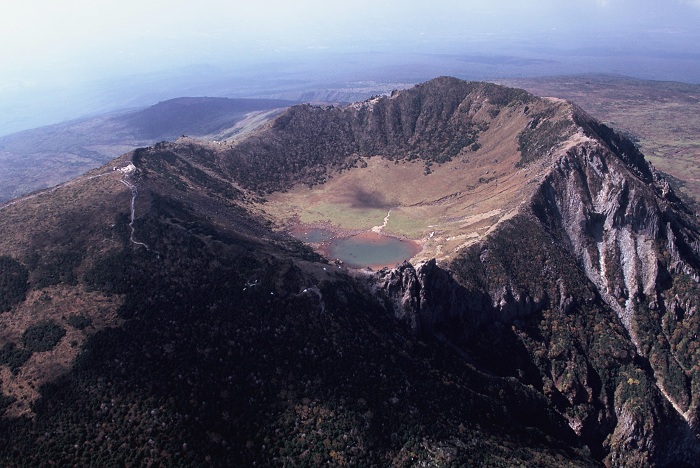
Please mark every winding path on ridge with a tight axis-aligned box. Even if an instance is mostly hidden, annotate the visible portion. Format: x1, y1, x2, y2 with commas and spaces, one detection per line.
117, 163, 151, 251
1, 160, 155, 254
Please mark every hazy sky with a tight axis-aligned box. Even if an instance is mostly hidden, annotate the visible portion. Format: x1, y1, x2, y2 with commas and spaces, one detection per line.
1, 0, 699, 135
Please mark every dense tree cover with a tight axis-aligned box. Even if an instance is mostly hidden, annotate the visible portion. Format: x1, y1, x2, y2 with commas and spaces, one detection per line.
22, 321, 66, 352
66, 314, 93, 330
26, 249, 83, 288
0, 255, 29, 312
0, 342, 32, 372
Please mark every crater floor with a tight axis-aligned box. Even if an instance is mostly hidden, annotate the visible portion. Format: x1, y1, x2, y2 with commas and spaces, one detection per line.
262, 98, 570, 265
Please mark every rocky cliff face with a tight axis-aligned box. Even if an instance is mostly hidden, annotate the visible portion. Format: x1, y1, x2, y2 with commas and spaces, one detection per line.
372, 259, 484, 336
532, 110, 700, 465
371, 258, 541, 341
370, 105, 700, 465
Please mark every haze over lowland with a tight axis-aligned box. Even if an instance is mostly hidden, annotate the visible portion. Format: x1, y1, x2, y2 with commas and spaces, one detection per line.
1, 0, 700, 136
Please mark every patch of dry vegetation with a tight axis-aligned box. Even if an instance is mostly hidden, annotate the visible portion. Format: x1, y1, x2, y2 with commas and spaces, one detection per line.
0, 285, 122, 417
0, 159, 133, 416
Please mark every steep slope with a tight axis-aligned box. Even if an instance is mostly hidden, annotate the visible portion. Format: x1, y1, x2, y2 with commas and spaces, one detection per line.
1, 77, 700, 465
347, 83, 700, 465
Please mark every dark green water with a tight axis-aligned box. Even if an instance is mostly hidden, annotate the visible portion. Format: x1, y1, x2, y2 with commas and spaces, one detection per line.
292, 228, 419, 268
327, 233, 418, 268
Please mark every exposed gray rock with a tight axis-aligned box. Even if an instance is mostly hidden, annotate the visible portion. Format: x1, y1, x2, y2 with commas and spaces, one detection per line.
369, 105, 700, 465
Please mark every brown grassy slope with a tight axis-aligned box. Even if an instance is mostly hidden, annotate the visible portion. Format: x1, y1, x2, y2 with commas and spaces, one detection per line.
0, 156, 133, 416
497, 75, 700, 206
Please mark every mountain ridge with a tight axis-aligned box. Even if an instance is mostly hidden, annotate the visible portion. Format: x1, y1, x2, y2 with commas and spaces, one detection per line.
0, 97, 298, 202
1, 77, 700, 465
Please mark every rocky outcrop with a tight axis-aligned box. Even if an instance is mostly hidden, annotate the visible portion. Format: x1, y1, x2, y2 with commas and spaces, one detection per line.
371, 258, 549, 340
370, 104, 700, 465
371, 259, 486, 337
